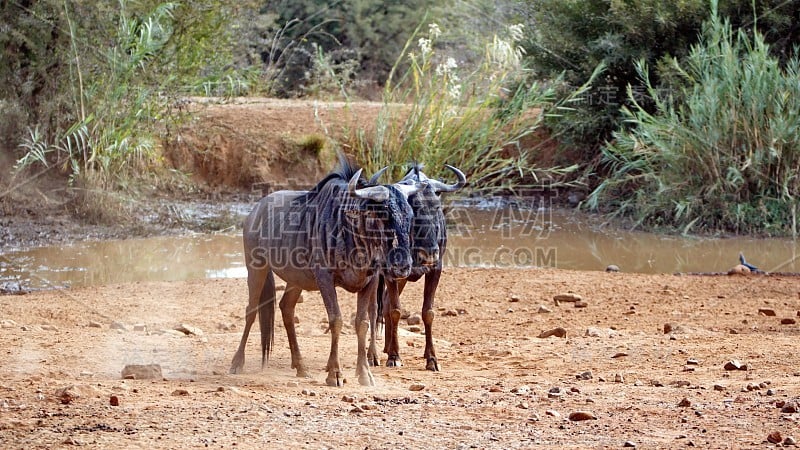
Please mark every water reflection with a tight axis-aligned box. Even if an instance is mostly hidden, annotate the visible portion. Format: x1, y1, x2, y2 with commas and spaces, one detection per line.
1, 207, 799, 290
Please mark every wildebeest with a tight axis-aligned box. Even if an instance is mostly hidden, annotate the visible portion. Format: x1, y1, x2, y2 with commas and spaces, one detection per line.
368, 163, 466, 371
229, 154, 423, 386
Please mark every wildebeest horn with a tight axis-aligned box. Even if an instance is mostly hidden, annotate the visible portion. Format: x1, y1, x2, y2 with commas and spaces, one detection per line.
368, 166, 389, 184
348, 169, 390, 201
394, 181, 427, 199
427, 164, 467, 193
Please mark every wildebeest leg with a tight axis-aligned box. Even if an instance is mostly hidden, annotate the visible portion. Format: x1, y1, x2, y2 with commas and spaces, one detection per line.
367, 276, 382, 367
422, 270, 441, 371
314, 269, 344, 387
355, 277, 377, 386
279, 284, 309, 378
230, 265, 270, 374
383, 278, 407, 367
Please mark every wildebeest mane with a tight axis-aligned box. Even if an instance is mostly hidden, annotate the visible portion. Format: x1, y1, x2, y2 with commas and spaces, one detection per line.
292, 152, 363, 207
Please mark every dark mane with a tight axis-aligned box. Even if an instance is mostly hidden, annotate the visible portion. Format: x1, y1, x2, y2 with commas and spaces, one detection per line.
294, 152, 363, 205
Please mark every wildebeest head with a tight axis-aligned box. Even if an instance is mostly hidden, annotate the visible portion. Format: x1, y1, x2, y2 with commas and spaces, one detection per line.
401, 164, 467, 266
344, 169, 423, 279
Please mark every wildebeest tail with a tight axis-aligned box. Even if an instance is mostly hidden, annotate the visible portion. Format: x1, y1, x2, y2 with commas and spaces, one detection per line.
259, 271, 277, 368
376, 274, 385, 325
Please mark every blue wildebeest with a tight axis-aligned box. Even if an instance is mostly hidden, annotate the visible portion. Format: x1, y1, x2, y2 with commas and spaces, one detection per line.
368, 164, 466, 371
229, 154, 423, 386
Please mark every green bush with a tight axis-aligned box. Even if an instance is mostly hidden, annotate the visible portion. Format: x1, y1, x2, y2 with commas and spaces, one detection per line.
589, 5, 800, 236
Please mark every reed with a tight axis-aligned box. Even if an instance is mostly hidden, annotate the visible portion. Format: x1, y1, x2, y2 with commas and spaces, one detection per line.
589, 3, 800, 235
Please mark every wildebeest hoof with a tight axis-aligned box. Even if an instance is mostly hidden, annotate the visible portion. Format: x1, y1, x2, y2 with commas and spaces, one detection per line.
386, 356, 403, 367
229, 356, 245, 374
296, 368, 311, 378
426, 358, 440, 372
358, 371, 375, 386
368, 355, 380, 367
326, 372, 343, 387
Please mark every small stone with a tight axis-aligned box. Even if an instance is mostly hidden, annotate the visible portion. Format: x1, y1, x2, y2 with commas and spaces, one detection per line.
781, 403, 798, 414
442, 309, 458, 317
406, 314, 422, 326
548, 387, 564, 399
133, 323, 147, 332
409, 383, 425, 392
554, 293, 582, 303
784, 436, 796, 446
341, 395, 355, 403
724, 360, 748, 371
286, 381, 299, 388
350, 405, 364, 413
87, 321, 103, 328
174, 324, 204, 336
663, 323, 673, 334
767, 389, 776, 396
545, 409, 560, 417
713, 384, 726, 392
121, 364, 162, 380
614, 373, 624, 383
537, 305, 552, 314
585, 327, 604, 337
293, 316, 300, 324
611, 352, 629, 359
781, 318, 797, 325
568, 411, 597, 421
606, 265, 620, 273
511, 385, 531, 395
171, 389, 189, 396
576, 371, 593, 381
758, 308, 777, 316
40, 324, 58, 332
301, 389, 317, 396
677, 397, 692, 407
728, 264, 751, 276
509, 294, 521, 303
746, 382, 759, 391
517, 401, 530, 409
574, 301, 588, 308
686, 358, 699, 365
408, 325, 422, 333
538, 327, 567, 339
768, 431, 783, 444
110, 322, 127, 331
623, 441, 636, 448
109, 395, 120, 406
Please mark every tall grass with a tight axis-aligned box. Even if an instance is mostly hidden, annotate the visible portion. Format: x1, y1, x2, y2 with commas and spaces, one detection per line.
339, 23, 601, 194
589, 3, 800, 236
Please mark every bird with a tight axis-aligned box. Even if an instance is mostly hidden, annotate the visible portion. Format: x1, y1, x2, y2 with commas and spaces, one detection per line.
738, 252, 759, 272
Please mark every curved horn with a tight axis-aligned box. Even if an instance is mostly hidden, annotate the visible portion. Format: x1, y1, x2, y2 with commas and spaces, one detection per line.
394, 181, 427, 199
348, 169, 390, 202
427, 164, 467, 193
368, 166, 389, 184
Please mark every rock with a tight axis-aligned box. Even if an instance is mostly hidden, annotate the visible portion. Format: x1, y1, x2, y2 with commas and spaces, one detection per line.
768, 431, 783, 444
350, 405, 364, 414
174, 324, 204, 336
133, 323, 147, 332
784, 436, 796, 446
663, 323, 673, 334
576, 370, 593, 381
171, 389, 189, 396
677, 398, 692, 407
686, 358, 699, 365
109, 395, 119, 406
606, 265, 620, 273
585, 327, 604, 337
728, 264, 751, 276
54, 384, 101, 404
87, 321, 103, 328
110, 322, 127, 331
406, 314, 422, 326
442, 309, 458, 317
545, 409, 560, 417
623, 441, 636, 448
781, 318, 797, 325
408, 325, 422, 333
574, 301, 589, 308
286, 381, 299, 388
511, 385, 531, 395
538, 327, 567, 339
121, 364, 163, 380
409, 383, 425, 392
611, 352, 629, 359
547, 387, 564, 399
509, 294, 521, 303
341, 395, 355, 403
301, 389, 317, 396
40, 324, 58, 332
554, 293, 582, 304
713, 384, 726, 392
568, 411, 597, 421
758, 308, 776, 317
723, 360, 748, 371
781, 403, 798, 414
614, 373, 624, 383
516, 401, 530, 409
537, 305, 552, 314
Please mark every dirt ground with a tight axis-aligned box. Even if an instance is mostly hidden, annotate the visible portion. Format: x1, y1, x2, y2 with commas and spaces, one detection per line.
2, 268, 800, 448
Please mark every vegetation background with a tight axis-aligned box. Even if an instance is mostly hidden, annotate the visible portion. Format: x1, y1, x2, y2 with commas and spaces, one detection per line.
1, 0, 799, 235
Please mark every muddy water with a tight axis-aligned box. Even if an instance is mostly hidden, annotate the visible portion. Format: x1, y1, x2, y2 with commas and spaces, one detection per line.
2, 207, 799, 290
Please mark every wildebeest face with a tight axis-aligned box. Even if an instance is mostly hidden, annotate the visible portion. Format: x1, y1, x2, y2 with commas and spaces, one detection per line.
409, 185, 443, 266
380, 186, 415, 279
